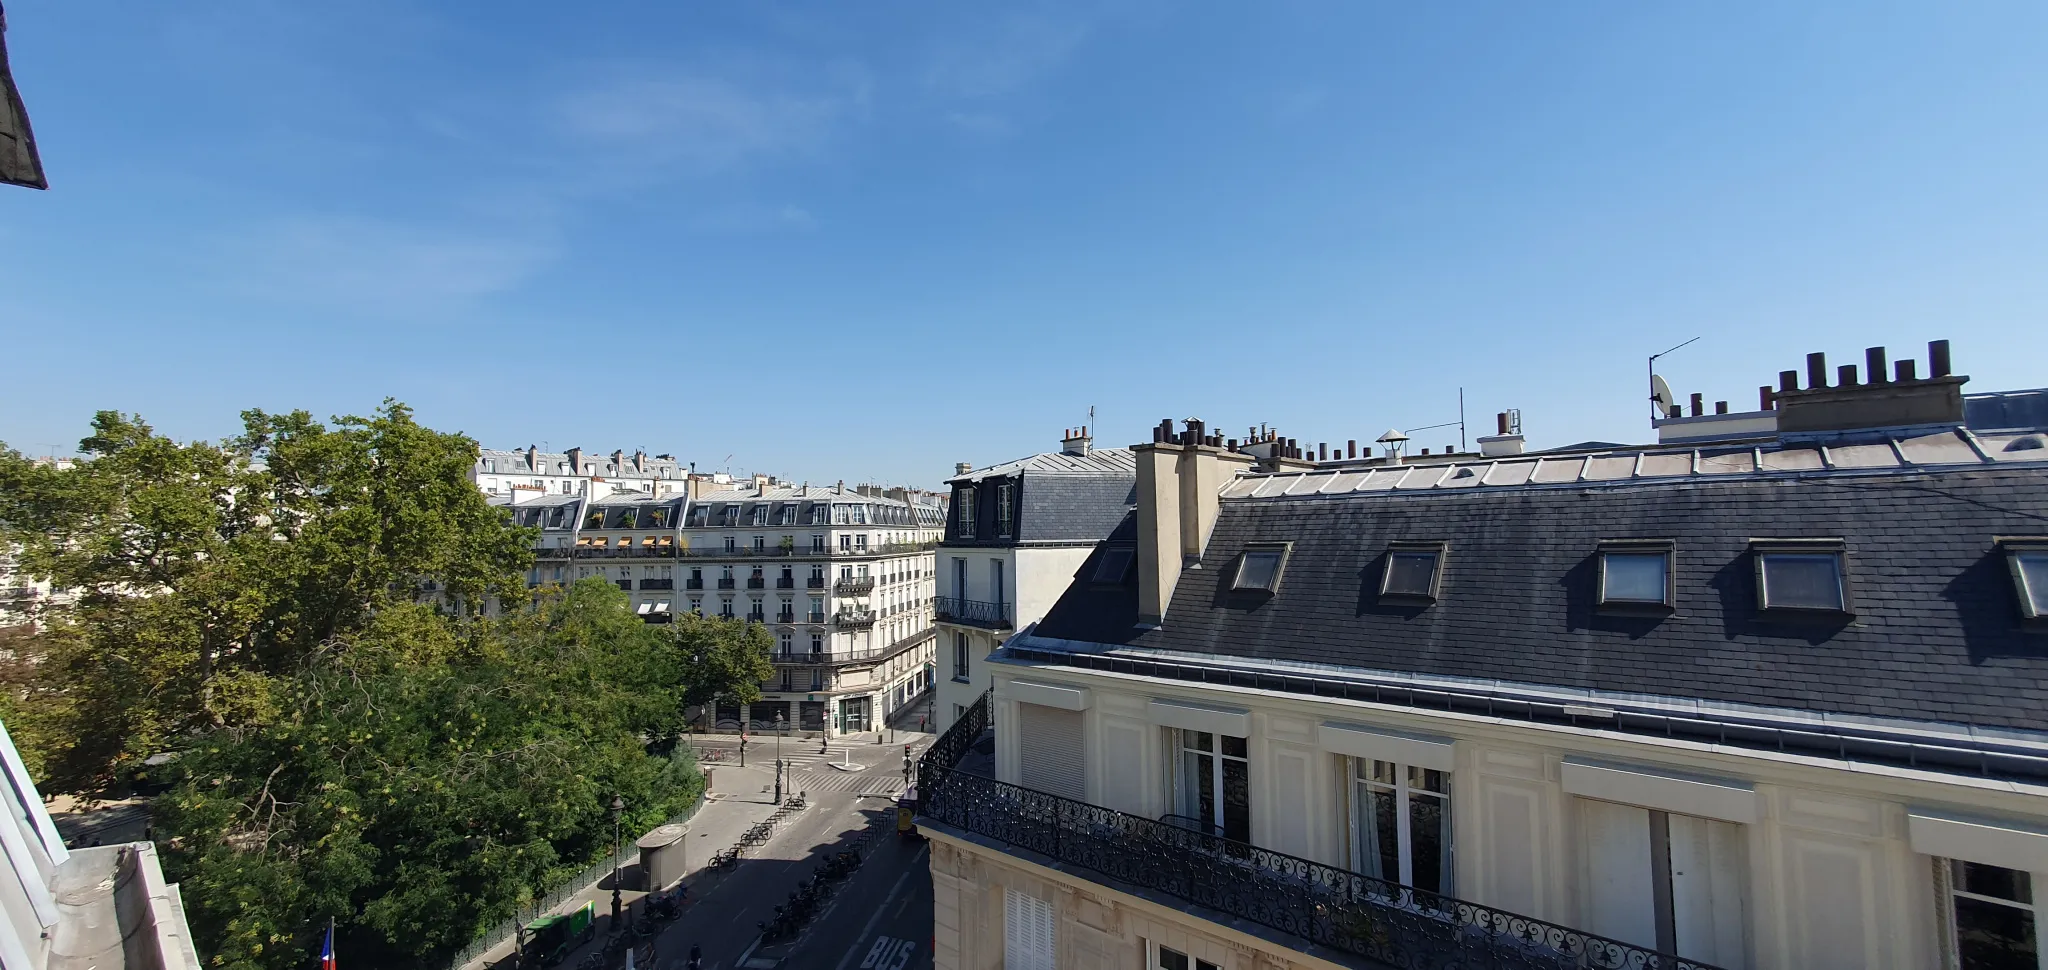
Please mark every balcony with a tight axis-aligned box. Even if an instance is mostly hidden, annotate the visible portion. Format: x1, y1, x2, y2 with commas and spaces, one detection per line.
639, 578, 674, 590
776, 611, 796, 624
686, 578, 705, 590
834, 577, 875, 596
776, 577, 795, 589
576, 544, 677, 559
935, 596, 1011, 629
717, 578, 736, 590
747, 577, 766, 589
833, 610, 877, 630
807, 612, 827, 624
807, 577, 827, 589
533, 546, 575, 559
614, 580, 632, 592
747, 611, 766, 623
916, 693, 1719, 970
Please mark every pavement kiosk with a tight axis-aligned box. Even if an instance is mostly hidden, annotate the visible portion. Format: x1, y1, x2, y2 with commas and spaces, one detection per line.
637, 823, 689, 892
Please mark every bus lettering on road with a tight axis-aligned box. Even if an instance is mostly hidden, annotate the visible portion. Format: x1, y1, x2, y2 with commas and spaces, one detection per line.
859, 935, 917, 970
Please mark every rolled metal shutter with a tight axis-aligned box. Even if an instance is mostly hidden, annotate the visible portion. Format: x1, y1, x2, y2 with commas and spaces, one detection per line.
1017, 702, 1085, 801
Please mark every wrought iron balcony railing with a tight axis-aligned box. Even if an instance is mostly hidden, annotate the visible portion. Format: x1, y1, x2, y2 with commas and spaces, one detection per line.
834, 577, 875, 595
747, 577, 766, 589
639, 578, 674, 590
717, 578, 736, 590
934, 596, 1011, 629
776, 578, 796, 589
915, 692, 1718, 970
686, 578, 705, 589
807, 577, 827, 589
833, 610, 877, 629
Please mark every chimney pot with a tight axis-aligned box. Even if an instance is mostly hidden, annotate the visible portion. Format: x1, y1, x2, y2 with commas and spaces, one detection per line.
1779, 370, 1799, 393
1865, 346, 1889, 384
1668, 405, 1683, 419
1760, 386, 1776, 410
1806, 352, 1829, 389
1715, 401, 1729, 415
1895, 359, 1917, 382
1930, 339, 1952, 378
1496, 412, 1510, 435
1227, 438, 1238, 451
1689, 393, 1704, 417
1838, 364, 1859, 387
1421, 448, 1430, 456
1348, 440, 1357, 459
1318, 443, 1327, 461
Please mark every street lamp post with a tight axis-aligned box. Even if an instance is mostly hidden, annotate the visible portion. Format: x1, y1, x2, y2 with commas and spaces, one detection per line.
774, 713, 785, 804
609, 796, 624, 924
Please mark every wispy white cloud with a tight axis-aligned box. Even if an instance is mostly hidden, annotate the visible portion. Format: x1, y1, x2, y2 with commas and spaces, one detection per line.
213, 217, 557, 316
555, 72, 848, 177
923, 14, 1092, 100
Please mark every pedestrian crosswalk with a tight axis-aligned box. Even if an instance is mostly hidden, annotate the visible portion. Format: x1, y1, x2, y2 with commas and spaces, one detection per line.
787, 769, 905, 796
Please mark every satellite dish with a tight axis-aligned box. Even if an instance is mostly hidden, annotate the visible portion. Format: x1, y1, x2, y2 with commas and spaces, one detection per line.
1650, 374, 1676, 418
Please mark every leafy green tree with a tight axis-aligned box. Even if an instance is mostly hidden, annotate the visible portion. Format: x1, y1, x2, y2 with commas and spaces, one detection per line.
671, 612, 774, 720
0, 403, 531, 792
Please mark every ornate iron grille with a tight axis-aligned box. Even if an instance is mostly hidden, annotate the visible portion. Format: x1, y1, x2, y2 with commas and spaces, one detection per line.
915, 688, 1717, 970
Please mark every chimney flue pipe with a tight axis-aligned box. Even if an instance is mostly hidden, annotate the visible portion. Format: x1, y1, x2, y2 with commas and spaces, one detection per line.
1689, 393, 1704, 417
1838, 364, 1859, 387
1715, 401, 1729, 414
1865, 347, 1888, 384
1930, 339, 1952, 378
1760, 386, 1775, 410
1807, 352, 1829, 389
1896, 359, 1918, 382
1348, 440, 1357, 459
1780, 370, 1799, 393
1496, 412, 1510, 435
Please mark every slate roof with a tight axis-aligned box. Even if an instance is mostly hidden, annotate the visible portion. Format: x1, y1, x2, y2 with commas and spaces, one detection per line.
948, 446, 1138, 482
944, 448, 1138, 546
1030, 464, 2048, 733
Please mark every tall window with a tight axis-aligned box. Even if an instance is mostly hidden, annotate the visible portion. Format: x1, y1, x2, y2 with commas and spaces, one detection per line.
1946, 860, 2042, 969
996, 482, 1014, 538
953, 632, 971, 680
1351, 760, 1452, 893
957, 488, 976, 538
992, 559, 1006, 607
1175, 730, 1250, 843
778, 632, 792, 656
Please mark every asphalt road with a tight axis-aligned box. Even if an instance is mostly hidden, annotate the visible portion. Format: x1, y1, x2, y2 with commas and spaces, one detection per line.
644, 735, 932, 970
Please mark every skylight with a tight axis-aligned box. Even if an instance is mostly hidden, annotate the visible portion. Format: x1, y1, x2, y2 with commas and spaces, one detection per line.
1597, 540, 1675, 609
2001, 539, 2048, 625
1092, 547, 1135, 584
1233, 549, 1285, 592
1380, 543, 1445, 601
1753, 540, 1849, 613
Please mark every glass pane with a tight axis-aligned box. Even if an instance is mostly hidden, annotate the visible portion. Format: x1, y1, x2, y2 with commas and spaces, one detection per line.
1357, 783, 1398, 881
1369, 760, 1398, 786
1955, 895, 2038, 970
2020, 553, 2048, 615
1156, 948, 1190, 970
1221, 757, 1250, 843
1409, 766, 1447, 794
1410, 791, 1450, 894
1183, 751, 1215, 829
1236, 552, 1281, 590
1761, 553, 1844, 610
1385, 552, 1439, 596
1188, 731, 1212, 753
1602, 553, 1668, 603
1958, 861, 2034, 904
1221, 734, 1247, 759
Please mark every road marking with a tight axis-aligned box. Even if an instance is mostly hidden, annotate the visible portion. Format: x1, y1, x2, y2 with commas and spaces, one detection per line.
831, 843, 927, 970
857, 936, 917, 970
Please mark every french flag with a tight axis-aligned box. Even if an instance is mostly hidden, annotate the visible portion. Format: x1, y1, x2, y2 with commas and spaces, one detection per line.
319, 921, 336, 970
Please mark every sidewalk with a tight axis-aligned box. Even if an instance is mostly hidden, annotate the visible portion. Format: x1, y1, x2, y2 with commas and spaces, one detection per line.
466, 765, 788, 970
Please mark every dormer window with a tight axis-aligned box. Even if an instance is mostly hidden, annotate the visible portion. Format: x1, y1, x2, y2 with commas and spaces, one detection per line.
957, 488, 976, 539
1380, 542, 1446, 601
995, 483, 1014, 538
1231, 544, 1290, 593
1597, 540, 1676, 610
2000, 538, 2048, 628
1752, 539, 1849, 614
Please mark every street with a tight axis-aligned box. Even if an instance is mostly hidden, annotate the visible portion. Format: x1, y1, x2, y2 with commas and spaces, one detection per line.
642, 730, 934, 970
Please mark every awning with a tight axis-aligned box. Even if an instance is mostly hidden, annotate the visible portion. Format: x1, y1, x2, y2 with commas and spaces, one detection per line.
637, 603, 652, 614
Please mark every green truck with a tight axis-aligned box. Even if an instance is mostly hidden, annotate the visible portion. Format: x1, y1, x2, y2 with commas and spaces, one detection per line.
519, 902, 595, 967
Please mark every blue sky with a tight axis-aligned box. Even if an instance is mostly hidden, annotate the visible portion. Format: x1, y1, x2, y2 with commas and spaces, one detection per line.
3, 2, 2045, 486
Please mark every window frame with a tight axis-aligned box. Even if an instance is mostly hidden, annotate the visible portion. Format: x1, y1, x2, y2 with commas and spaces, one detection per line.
1595, 539, 1678, 612
1091, 546, 1136, 585
1379, 541, 1448, 602
1750, 538, 1853, 616
1999, 538, 2048, 629
1230, 542, 1292, 594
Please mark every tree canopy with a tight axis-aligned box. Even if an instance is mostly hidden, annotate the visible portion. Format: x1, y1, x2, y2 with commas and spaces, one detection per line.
0, 405, 773, 969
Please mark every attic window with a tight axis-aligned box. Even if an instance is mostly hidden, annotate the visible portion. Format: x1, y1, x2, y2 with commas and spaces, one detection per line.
1597, 540, 1675, 609
1752, 539, 1849, 613
1380, 542, 1445, 601
1092, 547, 1135, 584
1999, 538, 2048, 627
1232, 545, 1289, 593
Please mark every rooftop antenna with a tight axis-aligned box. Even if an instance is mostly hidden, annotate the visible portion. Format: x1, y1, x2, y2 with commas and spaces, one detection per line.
1648, 336, 1701, 420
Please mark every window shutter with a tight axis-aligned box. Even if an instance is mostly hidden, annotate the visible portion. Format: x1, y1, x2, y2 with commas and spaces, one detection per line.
1003, 888, 1054, 970
1017, 703, 1086, 801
